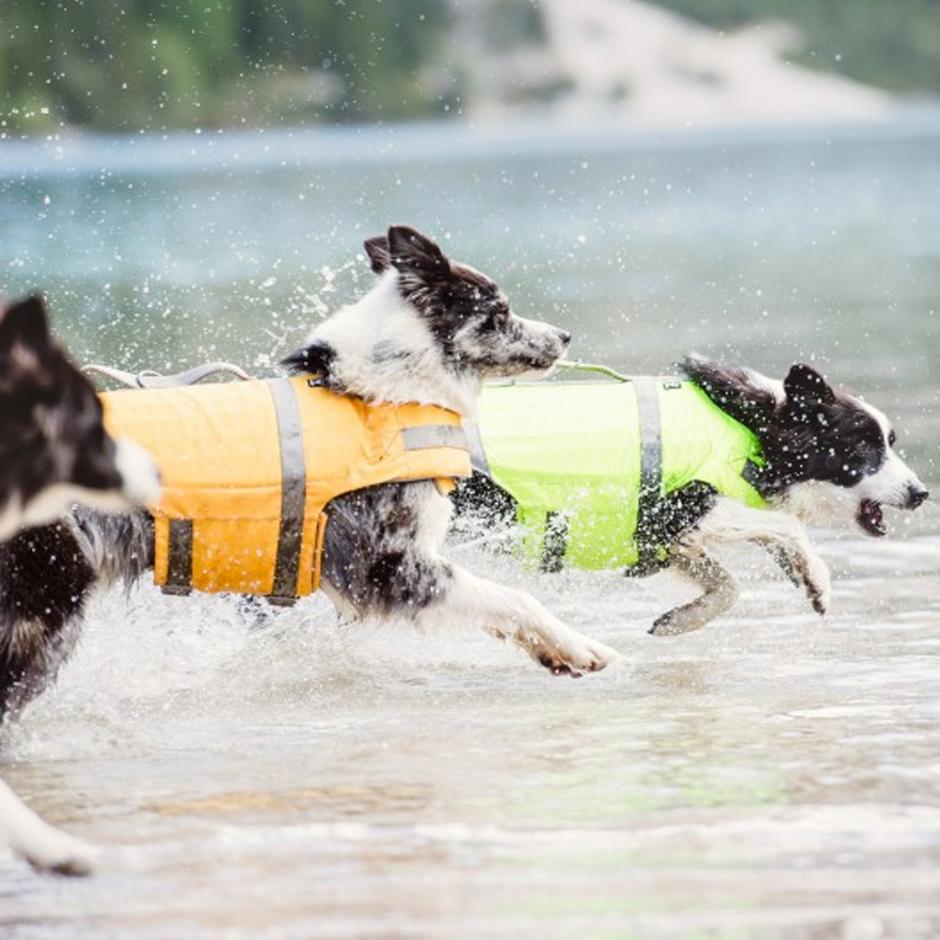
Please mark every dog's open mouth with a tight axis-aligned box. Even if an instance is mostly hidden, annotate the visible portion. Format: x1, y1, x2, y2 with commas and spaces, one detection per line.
858, 498, 887, 537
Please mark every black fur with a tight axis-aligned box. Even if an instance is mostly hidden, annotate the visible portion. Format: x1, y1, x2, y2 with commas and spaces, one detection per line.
280, 340, 336, 386
0, 523, 94, 716
679, 356, 777, 437
321, 482, 453, 614
363, 234, 392, 274
628, 480, 720, 576
0, 296, 123, 509
681, 357, 889, 496
768, 364, 886, 491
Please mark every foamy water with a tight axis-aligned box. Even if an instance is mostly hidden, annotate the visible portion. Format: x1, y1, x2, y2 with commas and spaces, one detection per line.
2, 521, 940, 938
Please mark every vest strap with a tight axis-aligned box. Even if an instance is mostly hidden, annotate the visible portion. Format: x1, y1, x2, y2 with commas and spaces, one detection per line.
267, 378, 307, 606
540, 510, 569, 572
402, 424, 468, 452
85, 361, 251, 389
461, 420, 490, 475
633, 377, 664, 571
162, 519, 194, 596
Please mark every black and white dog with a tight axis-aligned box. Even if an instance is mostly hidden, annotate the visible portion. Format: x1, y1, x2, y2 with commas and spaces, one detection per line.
460, 355, 929, 635
0, 228, 619, 739
0, 295, 159, 876
656, 357, 929, 634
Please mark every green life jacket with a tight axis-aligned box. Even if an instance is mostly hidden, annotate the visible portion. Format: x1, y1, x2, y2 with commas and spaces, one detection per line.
470, 376, 766, 570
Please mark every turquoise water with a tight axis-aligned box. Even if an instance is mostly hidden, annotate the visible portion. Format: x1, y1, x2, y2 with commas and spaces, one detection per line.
1, 119, 939, 938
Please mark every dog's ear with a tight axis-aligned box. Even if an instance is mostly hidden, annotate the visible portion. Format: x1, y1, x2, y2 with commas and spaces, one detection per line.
387, 225, 450, 283
0, 294, 52, 356
680, 354, 778, 431
784, 363, 835, 410
363, 235, 391, 274
281, 339, 335, 378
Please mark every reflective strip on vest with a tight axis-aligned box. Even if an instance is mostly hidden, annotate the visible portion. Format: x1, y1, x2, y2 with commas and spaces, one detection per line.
402, 424, 468, 452
268, 378, 307, 604
164, 519, 194, 596
462, 419, 491, 475
633, 376, 664, 570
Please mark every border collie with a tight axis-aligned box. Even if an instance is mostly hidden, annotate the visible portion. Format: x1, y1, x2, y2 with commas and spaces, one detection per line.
0, 227, 619, 733
655, 356, 928, 633
460, 355, 928, 635
0, 295, 160, 876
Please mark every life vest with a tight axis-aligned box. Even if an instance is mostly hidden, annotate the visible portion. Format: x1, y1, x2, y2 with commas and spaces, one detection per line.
470, 377, 766, 570
101, 376, 471, 603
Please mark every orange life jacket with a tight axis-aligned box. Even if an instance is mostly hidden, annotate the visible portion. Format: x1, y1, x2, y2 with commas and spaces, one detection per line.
101, 376, 470, 604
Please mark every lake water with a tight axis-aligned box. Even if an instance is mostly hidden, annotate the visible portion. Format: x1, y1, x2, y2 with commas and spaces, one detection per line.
1, 117, 939, 938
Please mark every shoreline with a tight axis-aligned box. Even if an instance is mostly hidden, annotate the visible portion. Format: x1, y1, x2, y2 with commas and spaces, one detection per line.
3, 105, 940, 179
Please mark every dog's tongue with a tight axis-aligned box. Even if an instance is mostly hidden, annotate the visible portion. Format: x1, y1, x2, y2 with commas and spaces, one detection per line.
858, 499, 887, 537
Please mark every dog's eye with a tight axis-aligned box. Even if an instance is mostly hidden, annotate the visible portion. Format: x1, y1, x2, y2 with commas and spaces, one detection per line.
888, 430, 897, 447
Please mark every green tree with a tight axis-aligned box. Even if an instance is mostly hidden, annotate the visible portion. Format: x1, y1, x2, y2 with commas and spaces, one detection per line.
0, 0, 451, 133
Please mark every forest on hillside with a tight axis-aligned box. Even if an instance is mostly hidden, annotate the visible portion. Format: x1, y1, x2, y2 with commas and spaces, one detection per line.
0, 0, 451, 132
1, 0, 939, 134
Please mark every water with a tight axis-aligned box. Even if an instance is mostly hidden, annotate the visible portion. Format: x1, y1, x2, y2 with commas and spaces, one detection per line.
1, 118, 939, 938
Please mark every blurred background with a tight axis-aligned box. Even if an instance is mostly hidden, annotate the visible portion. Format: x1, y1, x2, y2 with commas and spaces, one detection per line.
0, 2, 937, 480
2, 0, 940, 132
3, 6, 940, 939
0, 4, 936, 479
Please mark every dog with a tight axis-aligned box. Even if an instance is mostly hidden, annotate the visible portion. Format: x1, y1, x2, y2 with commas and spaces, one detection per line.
0, 227, 620, 738
0, 294, 160, 876
457, 354, 929, 635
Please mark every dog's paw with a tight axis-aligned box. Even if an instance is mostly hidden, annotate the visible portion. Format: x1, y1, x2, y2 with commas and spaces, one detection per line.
525, 629, 620, 678
22, 828, 98, 877
649, 607, 708, 637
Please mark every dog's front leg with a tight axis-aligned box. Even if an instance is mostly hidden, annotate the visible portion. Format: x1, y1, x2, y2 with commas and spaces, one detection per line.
420, 564, 620, 677
0, 778, 97, 876
684, 497, 831, 616
649, 549, 738, 636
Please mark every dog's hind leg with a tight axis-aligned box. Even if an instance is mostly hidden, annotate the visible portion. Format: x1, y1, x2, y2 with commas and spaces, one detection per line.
420, 564, 621, 677
649, 549, 738, 636
0, 777, 96, 875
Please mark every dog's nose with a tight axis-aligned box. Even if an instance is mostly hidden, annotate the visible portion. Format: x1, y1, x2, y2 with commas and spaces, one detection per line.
906, 484, 929, 509
557, 329, 572, 347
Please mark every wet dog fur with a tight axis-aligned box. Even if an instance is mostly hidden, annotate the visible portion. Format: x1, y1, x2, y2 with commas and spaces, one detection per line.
0, 295, 159, 877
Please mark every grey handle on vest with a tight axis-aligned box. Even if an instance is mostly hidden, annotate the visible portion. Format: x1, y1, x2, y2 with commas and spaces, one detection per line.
84, 361, 252, 389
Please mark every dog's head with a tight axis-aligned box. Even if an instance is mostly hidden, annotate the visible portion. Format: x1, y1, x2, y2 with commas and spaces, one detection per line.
284, 226, 570, 413
682, 355, 929, 536
0, 295, 160, 539
362, 226, 571, 378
